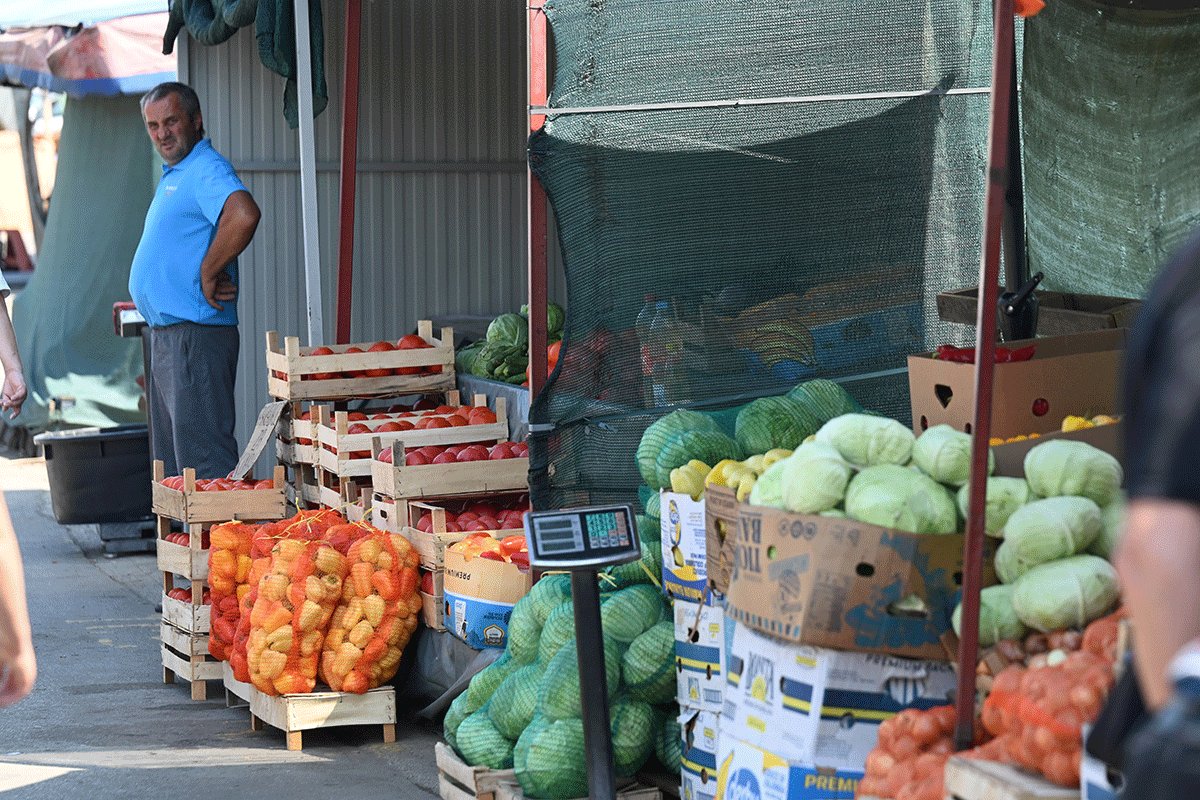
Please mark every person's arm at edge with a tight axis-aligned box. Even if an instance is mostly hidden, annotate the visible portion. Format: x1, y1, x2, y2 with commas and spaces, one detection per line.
0, 490, 35, 707
200, 190, 261, 311
1115, 499, 1200, 709
0, 300, 26, 419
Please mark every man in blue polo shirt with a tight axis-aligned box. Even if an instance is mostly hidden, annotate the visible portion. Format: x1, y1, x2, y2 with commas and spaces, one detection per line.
129, 82, 260, 478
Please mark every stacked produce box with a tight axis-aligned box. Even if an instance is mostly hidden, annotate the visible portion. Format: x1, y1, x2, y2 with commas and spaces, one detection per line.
151, 461, 287, 701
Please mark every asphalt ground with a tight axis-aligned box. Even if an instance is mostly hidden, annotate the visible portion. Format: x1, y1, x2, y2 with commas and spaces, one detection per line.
0, 453, 443, 799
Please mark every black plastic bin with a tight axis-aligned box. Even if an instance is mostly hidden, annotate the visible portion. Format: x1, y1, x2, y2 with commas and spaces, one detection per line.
34, 424, 153, 525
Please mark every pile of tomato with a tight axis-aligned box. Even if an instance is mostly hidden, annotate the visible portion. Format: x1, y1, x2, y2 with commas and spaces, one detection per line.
303, 334, 442, 380
162, 531, 211, 548
160, 476, 275, 491
377, 440, 528, 466
165, 586, 211, 604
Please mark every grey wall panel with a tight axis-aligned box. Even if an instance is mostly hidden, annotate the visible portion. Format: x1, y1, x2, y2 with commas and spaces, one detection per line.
183, 1, 565, 463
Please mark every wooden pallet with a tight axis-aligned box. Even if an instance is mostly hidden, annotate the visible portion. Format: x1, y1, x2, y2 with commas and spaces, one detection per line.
266, 322, 455, 401
248, 684, 397, 751
371, 440, 528, 499
222, 660, 253, 708
944, 757, 1079, 800
152, 461, 287, 524
161, 621, 221, 701
435, 741, 516, 800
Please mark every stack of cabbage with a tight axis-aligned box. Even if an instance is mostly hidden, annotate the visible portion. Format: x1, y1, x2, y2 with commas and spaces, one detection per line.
952, 440, 1124, 646
635, 379, 860, 508
444, 528, 678, 798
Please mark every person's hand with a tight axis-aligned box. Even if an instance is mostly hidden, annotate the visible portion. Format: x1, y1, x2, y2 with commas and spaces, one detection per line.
0, 644, 35, 707
202, 272, 238, 311
1, 370, 25, 420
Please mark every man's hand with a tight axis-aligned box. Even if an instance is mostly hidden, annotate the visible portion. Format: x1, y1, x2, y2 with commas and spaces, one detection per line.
202, 272, 238, 311
0, 644, 35, 708
1, 370, 25, 420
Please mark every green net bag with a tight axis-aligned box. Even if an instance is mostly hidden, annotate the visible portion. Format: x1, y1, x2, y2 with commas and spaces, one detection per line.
600, 584, 667, 643
539, 636, 623, 721
444, 689, 473, 753
656, 710, 682, 772
457, 707, 515, 770
622, 620, 676, 705
465, 653, 516, 710
538, 600, 577, 663
610, 695, 658, 777
516, 715, 589, 799
507, 597, 543, 665
489, 662, 547, 741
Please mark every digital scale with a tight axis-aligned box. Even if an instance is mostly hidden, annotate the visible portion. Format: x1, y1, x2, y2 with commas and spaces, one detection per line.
524, 504, 641, 800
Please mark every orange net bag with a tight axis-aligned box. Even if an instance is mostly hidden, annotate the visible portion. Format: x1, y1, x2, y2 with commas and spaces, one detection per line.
207, 521, 258, 661
854, 706, 966, 800
319, 528, 421, 693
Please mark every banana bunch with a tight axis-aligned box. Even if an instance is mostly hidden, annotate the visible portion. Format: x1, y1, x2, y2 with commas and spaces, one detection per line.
705, 448, 793, 501
669, 460, 712, 500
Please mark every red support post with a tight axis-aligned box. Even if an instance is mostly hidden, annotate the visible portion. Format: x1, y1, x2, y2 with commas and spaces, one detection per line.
527, 0, 550, 396
955, 0, 1017, 751
335, 0, 363, 345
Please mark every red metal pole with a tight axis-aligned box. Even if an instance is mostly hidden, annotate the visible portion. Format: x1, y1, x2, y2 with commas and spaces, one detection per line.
955, 0, 1016, 751
335, 0, 363, 345
527, 0, 549, 395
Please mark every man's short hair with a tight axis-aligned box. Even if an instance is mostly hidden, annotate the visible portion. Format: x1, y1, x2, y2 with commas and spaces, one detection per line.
141, 82, 204, 137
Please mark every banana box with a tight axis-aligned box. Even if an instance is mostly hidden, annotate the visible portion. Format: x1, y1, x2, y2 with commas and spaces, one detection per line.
713, 737, 860, 800
722, 623, 956, 769
662, 491, 709, 603
443, 549, 531, 649
676, 599, 725, 712
681, 708, 721, 800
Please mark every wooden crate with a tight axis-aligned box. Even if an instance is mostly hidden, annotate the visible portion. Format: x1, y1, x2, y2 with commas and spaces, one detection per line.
161, 621, 221, 701
248, 684, 397, 751
436, 741, 516, 800
223, 660, 253, 708
265, 321, 455, 401
152, 462, 288, 524
944, 757, 1078, 800
313, 470, 373, 513
373, 493, 399, 532
314, 395, 510, 480
160, 577, 210, 635
495, 781, 659, 800
371, 441, 528, 499
399, 500, 526, 569
155, 516, 209, 581
276, 401, 319, 466
422, 590, 444, 630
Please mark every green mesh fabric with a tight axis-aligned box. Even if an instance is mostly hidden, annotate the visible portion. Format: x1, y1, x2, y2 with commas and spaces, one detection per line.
528, 0, 994, 509
1022, 0, 1200, 298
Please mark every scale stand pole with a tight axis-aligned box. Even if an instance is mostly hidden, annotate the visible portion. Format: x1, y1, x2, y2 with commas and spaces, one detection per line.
570, 569, 617, 800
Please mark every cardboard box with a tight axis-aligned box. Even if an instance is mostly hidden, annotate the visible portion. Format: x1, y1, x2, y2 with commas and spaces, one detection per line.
992, 421, 1124, 478
442, 550, 531, 649
680, 708, 721, 800
662, 491, 710, 603
908, 328, 1126, 440
726, 503, 995, 661
722, 623, 956, 767
705, 485, 738, 596
675, 600, 725, 713
715, 736, 861, 800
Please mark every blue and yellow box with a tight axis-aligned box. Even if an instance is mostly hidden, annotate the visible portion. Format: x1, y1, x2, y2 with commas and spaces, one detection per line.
661, 491, 709, 603
722, 623, 956, 770
675, 599, 725, 712
681, 708, 721, 800
443, 549, 531, 650
714, 736, 862, 800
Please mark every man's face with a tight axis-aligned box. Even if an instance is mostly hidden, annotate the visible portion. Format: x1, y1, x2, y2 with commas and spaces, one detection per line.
143, 93, 202, 166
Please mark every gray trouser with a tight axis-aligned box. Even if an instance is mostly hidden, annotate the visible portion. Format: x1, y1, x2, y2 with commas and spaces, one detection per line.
148, 323, 239, 479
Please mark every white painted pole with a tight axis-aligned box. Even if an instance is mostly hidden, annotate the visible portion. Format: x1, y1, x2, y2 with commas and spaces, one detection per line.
293, 0, 324, 344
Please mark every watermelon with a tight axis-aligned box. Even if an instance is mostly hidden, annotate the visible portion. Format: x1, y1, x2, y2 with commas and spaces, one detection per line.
788, 378, 860, 424
636, 410, 722, 486
734, 395, 821, 454
653, 430, 743, 488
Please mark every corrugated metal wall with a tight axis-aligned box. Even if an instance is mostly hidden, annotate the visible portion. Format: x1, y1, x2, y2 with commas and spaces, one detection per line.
183, 1, 563, 457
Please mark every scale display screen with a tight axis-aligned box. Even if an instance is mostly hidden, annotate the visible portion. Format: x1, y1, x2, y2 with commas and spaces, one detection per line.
525, 504, 640, 570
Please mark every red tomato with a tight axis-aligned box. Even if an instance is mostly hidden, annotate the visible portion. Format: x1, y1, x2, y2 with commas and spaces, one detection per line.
443, 521, 461, 533
478, 550, 506, 562
364, 340, 396, 378
371, 412, 392, 420
377, 421, 403, 433
397, 334, 431, 350
432, 451, 458, 465
395, 419, 415, 431
509, 551, 530, 570
377, 448, 394, 464
457, 445, 489, 462
347, 422, 371, 435
443, 445, 464, 458
417, 445, 444, 459
468, 503, 497, 517
254, 479, 274, 489
500, 535, 526, 555
468, 408, 498, 425
308, 346, 340, 380
488, 443, 512, 460
347, 411, 368, 421
416, 514, 434, 532
457, 512, 479, 523
424, 417, 452, 429
512, 442, 529, 457
349, 451, 370, 460
447, 415, 469, 427
475, 515, 500, 531
419, 571, 435, 595
404, 451, 428, 466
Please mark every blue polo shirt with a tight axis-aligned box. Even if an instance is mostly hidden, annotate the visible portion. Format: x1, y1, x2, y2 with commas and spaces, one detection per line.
129, 139, 247, 327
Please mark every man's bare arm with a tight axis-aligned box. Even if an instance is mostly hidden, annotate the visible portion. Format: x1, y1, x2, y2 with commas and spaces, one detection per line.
200, 190, 261, 311
1116, 499, 1200, 708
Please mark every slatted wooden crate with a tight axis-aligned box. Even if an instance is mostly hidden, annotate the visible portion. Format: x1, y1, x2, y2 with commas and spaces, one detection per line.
161, 621, 221, 701
247, 684, 397, 751
943, 756, 1079, 800
314, 395, 509, 480
152, 462, 287, 525
276, 401, 319, 466
161, 574, 210, 635
371, 440, 528, 500
155, 515, 210, 581
265, 321, 455, 401
436, 741, 516, 800
223, 660, 253, 708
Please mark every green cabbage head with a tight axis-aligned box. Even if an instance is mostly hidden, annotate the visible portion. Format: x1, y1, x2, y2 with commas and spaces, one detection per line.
748, 461, 787, 509
1089, 496, 1126, 560
956, 477, 1033, 538
844, 464, 958, 534
994, 540, 1028, 584
913, 424, 994, 487
952, 584, 1028, 647
815, 413, 915, 468
1003, 496, 1102, 570
1023, 440, 1123, 507
779, 442, 853, 514
1011, 554, 1120, 632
